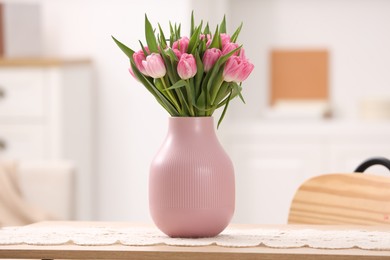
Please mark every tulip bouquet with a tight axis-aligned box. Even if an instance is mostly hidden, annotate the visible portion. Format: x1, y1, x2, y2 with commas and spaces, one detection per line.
112, 13, 254, 127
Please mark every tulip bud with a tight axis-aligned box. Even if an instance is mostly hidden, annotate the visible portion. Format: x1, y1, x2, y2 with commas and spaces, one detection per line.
220, 33, 231, 48
202, 48, 222, 72
142, 53, 166, 79
223, 56, 254, 83
222, 42, 240, 56
239, 48, 247, 60
235, 59, 254, 82
133, 47, 150, 76
200, 34, 212, 48
173, 49, 182, 60
128, 67, 136, 79
177, 53, 197, 80
173, 36, 190, 54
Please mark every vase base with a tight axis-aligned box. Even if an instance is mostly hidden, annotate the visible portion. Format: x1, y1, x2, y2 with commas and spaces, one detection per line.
151, 207, 233, 238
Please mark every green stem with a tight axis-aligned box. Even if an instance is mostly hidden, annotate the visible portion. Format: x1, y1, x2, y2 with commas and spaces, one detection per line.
161, 78, 181, 113
186, 79, 195, 116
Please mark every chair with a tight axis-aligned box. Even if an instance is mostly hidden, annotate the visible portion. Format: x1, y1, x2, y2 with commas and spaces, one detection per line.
288, 157, 390, 225
0, 160, 75, 226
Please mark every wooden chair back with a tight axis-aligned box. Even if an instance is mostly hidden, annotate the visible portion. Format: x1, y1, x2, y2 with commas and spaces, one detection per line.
288, 173, 390, 225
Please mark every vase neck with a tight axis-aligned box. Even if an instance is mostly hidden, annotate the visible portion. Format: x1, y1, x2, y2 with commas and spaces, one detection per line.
168, 117, 216, 139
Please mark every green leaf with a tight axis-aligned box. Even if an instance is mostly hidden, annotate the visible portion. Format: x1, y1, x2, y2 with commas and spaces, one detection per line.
231, 22, 243, 43
200, 72, 211, 104
158, 23, 167, 49
165, 49, 180, 83
169, 22, 174, 47
112, 36, 135, 59
217, 90, 232, 129
216, 84, 242, 109
177, 23, 181, 38
209, 25, 220, 49
162, 77, 182, 112
174, 88, 185, 114
175, 23, 179, 39
216, 93, 236, 109
154, 78, 165, 92
170, 22, 181, 43
190, 11, 195, 36
163, 79, 186, 91
220, 15, 227, 34
188, 21, 203, 54
139, 41, 148, 56
166, 48, 179, 62
192, 102, 213, 113
194, 51, 204, 98
159, 49, 176, 84
200, 40, 206, 55
238, 91, 246, 103
186, 80, 195, 116
145, 14, 159, 53
131, 61, 179, 116
213, 81, 230, 106
204, 23, 210, 35
189, 78, 196, 105
196, 90, 207, 116
176, 89, 190, 115
155, 78, 180, 111
233, 83, 246, 104
209, 66, 225, 105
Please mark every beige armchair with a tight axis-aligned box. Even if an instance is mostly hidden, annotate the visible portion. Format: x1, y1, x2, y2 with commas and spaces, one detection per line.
0, 160, 75, 226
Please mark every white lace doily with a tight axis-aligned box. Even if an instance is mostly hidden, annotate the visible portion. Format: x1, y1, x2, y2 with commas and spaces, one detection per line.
1, 225, 389, 250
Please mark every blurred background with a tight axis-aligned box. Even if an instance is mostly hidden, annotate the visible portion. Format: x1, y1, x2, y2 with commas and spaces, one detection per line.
1, 0, 390, 226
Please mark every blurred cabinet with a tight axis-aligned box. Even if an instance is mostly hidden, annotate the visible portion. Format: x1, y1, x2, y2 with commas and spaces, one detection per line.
0, 58, 93, 220
219, 121, 390, 224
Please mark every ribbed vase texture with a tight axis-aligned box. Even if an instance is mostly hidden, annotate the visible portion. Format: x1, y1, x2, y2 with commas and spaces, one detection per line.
149, 117, 235, 238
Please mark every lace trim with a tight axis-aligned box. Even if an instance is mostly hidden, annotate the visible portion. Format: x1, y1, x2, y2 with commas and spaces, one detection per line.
0, 225, 389, 250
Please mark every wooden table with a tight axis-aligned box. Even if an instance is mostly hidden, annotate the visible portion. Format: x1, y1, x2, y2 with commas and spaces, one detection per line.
0, 222, 390, 260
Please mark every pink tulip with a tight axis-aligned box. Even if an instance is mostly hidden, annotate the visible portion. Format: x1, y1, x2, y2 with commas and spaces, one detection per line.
202, 48, 222, 72
223, 56, 254, 83
177, 53, 197, 80
235, 59, 254, 82
173, 48, 183, 60
239, 48, 247, 60
222, 42, 240, 56
133, 47, 150, 75
128, 67, 136, 79
172, 36, 190, 54
220, 33, 231, 48
200, 34, 212, 48
142, 53, 166, 79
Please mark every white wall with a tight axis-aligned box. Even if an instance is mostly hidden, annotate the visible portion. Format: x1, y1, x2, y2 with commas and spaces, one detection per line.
5, 0, 191, 221
225, 0, 390, 121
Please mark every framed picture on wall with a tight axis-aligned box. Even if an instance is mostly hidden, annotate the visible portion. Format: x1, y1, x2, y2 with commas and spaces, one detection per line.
269, 49, 331, 118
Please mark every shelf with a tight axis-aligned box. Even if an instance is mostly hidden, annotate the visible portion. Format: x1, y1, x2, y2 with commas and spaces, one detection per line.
0, 57, 91, 67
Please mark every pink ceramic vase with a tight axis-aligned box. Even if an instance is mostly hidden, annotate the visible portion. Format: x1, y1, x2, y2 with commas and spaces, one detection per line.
149, 117, 235, 238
